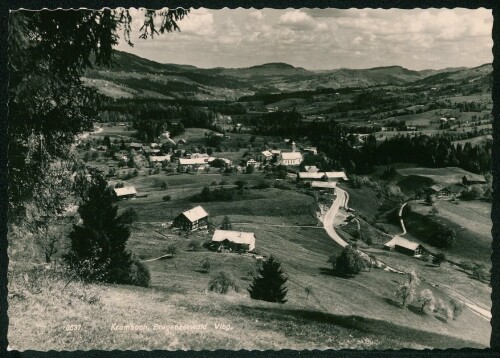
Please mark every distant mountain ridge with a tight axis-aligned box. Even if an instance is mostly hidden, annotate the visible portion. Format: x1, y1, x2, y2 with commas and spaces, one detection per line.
83, 50, 492, 100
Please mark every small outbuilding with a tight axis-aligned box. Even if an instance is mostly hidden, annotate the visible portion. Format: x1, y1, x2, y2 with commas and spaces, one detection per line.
212, 229, 256, 252
173, 206, 209, 231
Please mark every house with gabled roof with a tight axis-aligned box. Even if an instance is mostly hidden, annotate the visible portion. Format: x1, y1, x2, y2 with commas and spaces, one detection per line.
212, 229, 256, 252
113, 186, 137, 200
384, 236, 423, 256
173, 206, 209, 231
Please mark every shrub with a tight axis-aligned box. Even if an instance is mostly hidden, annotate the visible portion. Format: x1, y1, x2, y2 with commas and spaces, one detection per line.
432, 252, 446, 266
450, 298, 464, 319
166, 244, 177, 256
208, 271, 238, 294
162, 195, 171, 201
395, 282, 415, 307
188, 240, 200, 252
334, 246, 365, 277
417, 289, 436, 313
128, 256, 151, 287
201, 258, 211, 272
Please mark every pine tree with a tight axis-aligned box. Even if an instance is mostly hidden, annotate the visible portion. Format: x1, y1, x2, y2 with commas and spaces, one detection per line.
65, 170, 136, 284
248, 256, 288, 303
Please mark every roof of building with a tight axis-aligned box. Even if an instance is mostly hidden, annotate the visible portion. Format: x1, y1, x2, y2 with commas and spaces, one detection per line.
129, 142, 142, 147
271, 150, 282, 155
430, 184, 445, 192
384, 236, 421, 251
324, 171, 348, 180
182, 206, 209, 222
305, 165, 320, 173
262, 150, 273, 157
298, 172, 325, 180
311, 181, 337, 189
191, 153, 209, 159
281, 152, 303, 160
150, 155, 171, 162
113, 186, 137, 197
179, 158, 208, 165
212, 229, 255, 246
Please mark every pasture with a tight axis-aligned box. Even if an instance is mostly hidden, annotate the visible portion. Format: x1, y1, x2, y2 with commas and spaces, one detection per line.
396, 167, 484, 186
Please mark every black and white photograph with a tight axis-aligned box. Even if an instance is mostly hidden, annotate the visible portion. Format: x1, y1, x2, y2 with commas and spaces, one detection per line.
5, 5, 496, 351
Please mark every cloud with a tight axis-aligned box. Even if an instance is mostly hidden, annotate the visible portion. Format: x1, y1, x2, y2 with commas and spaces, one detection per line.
249, 10, 264, 20
277, 10, 322, 31
177, 8, 215, 36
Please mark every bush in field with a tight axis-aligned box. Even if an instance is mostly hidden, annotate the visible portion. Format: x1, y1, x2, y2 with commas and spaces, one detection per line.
417, 289, 436, 313
188, 240, 200, 252
128, 255, 151, 287
162, 195, 171, 201
201, 258, 211, 272
166, 244, 177, 256
304, 286, 312, 299
334, 246, 365, 277
432, 252, 446, 266
208, 271, 238, 294
395, 282, 415, 307
221, 215, 232, 230
450, 298, 464, 319
472, 264, 488, 280
434, 298, 453, 322
248, 256, 288, 303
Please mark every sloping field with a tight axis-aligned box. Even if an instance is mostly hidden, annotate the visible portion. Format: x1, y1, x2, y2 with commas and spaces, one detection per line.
408, 200, 491, 263
397, 167, 484, 186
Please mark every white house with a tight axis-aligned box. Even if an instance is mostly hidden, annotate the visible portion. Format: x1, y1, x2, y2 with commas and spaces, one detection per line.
279, 142, 303, 166
212, 229, 256, 252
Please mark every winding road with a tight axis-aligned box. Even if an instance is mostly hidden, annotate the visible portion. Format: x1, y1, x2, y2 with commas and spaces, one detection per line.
322, 191, 491, 322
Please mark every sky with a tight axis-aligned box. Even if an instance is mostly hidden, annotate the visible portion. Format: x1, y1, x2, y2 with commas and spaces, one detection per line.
113, 8, 493, 71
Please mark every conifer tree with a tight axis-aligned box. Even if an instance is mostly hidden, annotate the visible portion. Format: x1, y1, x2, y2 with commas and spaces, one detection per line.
65, 170, 137, 284
248, 256, 288, 303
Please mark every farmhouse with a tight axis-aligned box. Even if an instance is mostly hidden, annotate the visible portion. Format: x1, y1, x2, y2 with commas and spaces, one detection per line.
149, 155, 171, 163
212, 229, 256, 253
173, 206, 209, 231
324, 171, 348, 182
261, 150, 273, 161
384, 236, 423, 256
298, 172, 325, 181
178, 139, 187, 145
271, 149, 282, 156
113, 186, 137, 200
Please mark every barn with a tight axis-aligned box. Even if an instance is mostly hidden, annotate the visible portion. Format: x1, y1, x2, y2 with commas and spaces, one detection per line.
384, 236, 423, 256
173, 206, 209, 231
113, 186, 137, 200
212, 229, 256, 253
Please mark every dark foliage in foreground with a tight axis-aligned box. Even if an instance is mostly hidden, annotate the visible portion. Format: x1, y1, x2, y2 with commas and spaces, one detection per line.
248, 256, 288, 303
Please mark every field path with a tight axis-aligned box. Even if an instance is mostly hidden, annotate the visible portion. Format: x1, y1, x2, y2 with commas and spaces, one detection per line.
398, 202, 409, 235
